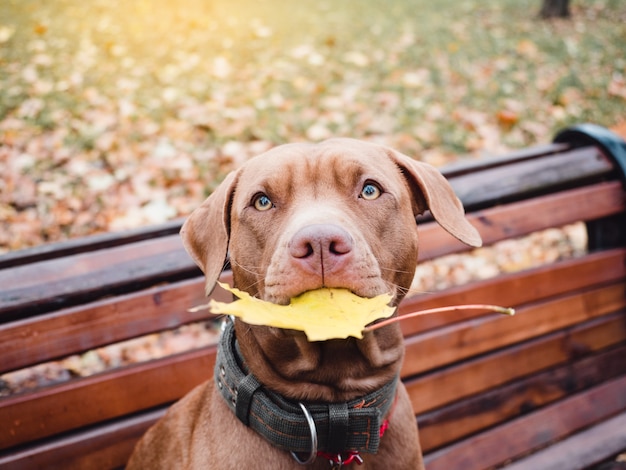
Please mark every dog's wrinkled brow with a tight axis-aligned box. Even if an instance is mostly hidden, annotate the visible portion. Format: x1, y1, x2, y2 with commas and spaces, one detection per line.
244, 152, 376, 203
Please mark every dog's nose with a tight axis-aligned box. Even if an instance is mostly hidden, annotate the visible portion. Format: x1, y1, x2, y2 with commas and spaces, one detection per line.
289, 224, 353, 274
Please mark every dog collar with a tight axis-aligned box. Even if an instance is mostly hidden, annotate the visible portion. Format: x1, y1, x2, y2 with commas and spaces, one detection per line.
215, 319, 398, 464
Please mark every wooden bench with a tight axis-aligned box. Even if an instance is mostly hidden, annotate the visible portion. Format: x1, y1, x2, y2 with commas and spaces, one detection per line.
1, 123, 625, 469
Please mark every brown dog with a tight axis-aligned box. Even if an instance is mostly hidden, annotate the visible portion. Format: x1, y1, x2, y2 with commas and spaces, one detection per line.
127, 139, 481, 469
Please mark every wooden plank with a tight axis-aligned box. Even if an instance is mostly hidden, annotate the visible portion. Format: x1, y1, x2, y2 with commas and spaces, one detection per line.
0, 277, 212, 374
0, 235, 201, 320
501, 411, 626, 470
0, 236, 185, 292
399, 248, 626, 335
423, 375, 626, 470
417, 181, 625, 261
401, 282, 626, 378
440, 143, 570, 179
450, 146, 611, 209
0, 409, 164, 470
0, 268, 240, 375
417, 341, 626, 452
0, 346, 216, 451
405, 311, 626, 415
469, 181, 625, 246
0, 219, 184, 270
1, 249, 622, 377
0, 273, 231, 374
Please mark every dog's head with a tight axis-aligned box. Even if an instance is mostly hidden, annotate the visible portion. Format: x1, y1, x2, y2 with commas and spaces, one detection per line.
182, 138, 480, 305
181, 139, 481, 398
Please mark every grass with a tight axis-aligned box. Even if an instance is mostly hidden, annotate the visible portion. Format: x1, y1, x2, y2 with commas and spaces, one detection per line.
0, 0, 625, 250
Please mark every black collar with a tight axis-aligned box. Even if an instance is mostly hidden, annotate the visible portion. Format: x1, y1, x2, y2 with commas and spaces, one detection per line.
215, 320, 398, 459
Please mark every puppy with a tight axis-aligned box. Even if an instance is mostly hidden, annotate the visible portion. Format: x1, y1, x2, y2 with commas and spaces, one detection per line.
127, 138, 481, 469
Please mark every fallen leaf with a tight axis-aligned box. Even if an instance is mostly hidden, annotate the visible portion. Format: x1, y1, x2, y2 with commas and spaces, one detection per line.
497, 110, 519, 129
206, 283, 395, 341
33, 23, 47, 35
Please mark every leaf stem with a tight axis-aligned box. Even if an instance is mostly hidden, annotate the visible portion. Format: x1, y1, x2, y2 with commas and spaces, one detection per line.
364, 304, 515, 332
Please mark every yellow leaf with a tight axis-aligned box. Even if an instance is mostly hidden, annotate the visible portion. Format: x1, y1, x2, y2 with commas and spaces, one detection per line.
33, 23, 48, 35
209, 283, 395, 342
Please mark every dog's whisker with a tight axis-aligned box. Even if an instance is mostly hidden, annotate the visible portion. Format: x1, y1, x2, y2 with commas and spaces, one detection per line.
229, 274, 266, 295
242, 280, 265, 293
229, 258, 263, 276
383, 280, 434, 299
383, 280, 409, 299
403, 287, 436, 296
378, 266, 416, 275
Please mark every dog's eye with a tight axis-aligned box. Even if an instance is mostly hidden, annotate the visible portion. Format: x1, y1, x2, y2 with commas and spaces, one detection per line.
360, 182, 382, 200
253, 194, 273, 211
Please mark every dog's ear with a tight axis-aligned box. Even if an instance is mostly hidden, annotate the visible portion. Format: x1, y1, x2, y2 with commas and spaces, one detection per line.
387, 150, 482, 248
180, 170, 240, 294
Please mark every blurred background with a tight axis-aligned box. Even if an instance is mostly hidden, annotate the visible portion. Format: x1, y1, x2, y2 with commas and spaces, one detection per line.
1, 0, 625, 252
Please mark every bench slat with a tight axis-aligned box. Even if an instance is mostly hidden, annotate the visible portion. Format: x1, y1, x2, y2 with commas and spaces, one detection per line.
449, 146, 611, 210
0, 275, 230, 375
0, 409, 163, 470
0, 236, 201, 321
0, 141, 586, 272
0, 142, 572, 273
0, 347, 215, 451
401, 281, 626, 378
1, 236, 184, 292
423, 375, 626, 470
399, 248, 626, 335
406, 311, 626, 415
0, 220, 184, 270
440, 143, 569, 179
418, 180, 624, 261
501, 411, 626, 470
417, 342, 626, 451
